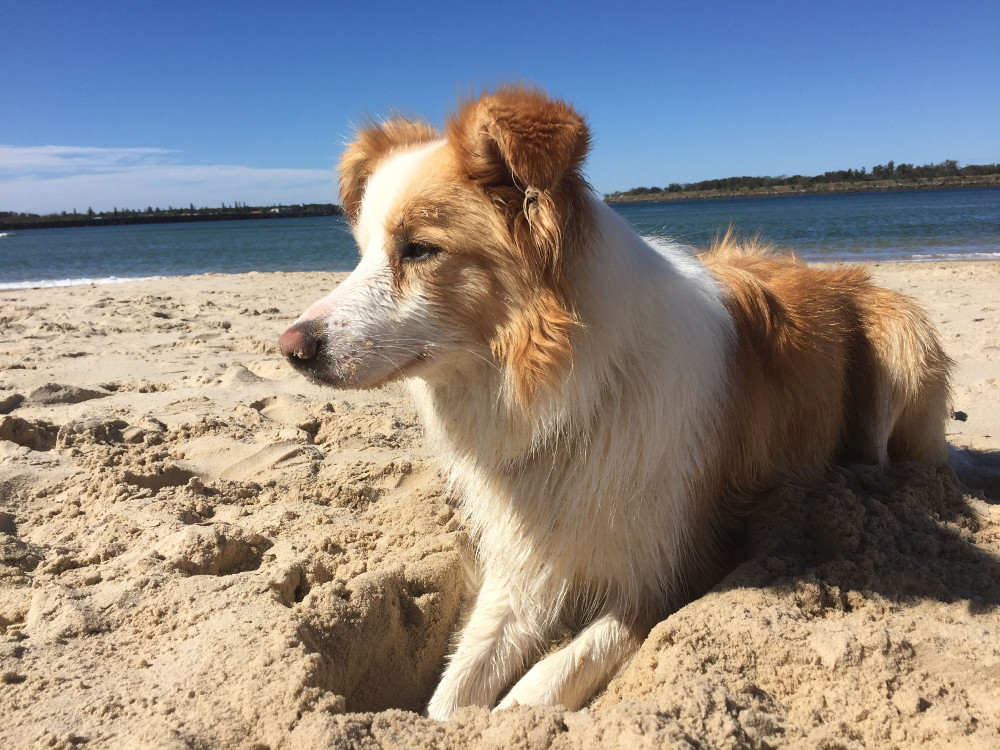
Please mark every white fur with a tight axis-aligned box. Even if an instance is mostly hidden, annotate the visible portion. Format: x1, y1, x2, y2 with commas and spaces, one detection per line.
295, 143, 452, 387
290, 147, 736, 719
414, 195, 734, 718
354, 140, 445, 256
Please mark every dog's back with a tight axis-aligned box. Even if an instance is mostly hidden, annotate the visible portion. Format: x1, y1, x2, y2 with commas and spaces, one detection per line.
702, 234, 951, 505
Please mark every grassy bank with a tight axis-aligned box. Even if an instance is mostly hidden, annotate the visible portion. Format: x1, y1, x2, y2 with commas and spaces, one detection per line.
606, 174, 1000, 203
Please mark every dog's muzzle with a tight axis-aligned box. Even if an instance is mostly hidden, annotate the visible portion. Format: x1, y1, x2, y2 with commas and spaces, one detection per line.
278, 317, 423, 389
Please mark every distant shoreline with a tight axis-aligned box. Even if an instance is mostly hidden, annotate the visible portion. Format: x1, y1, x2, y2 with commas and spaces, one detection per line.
0, 204, 343, 231
605, 175, 1000, 203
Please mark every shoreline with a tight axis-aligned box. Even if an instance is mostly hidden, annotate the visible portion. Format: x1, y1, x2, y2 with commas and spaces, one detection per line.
605, 177, 1000, 203
4, 249, 1000, 291
0, 205, 344, 232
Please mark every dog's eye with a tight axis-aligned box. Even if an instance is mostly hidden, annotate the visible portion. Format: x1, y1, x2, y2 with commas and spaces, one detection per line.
400, 242, 440, 263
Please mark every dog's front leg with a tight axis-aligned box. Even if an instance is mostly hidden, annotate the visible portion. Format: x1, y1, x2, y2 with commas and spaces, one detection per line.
426, 576, 544, 721
495, 611, 642, 712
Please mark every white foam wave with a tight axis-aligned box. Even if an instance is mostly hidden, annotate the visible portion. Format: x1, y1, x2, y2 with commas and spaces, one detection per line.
0, 275, 164, 290
900, 251, 1000, 262
816, 249, 1000, 263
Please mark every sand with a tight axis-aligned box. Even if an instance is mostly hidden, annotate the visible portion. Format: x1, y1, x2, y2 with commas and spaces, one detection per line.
1, 261, 998, 749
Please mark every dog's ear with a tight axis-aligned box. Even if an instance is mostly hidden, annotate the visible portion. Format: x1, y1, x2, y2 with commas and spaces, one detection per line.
339, 118, 438, 221
449, 87, 590, 264
450, 87, 591, 409
451, 86, 590, 195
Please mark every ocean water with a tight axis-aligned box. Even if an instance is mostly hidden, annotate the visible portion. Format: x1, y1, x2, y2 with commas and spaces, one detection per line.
0, 217, 359, 289
612, 187, 1000, 262
1, 188, 998, 289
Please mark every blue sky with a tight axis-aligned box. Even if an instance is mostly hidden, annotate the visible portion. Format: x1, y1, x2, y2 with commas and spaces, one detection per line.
2, 0, 998, 214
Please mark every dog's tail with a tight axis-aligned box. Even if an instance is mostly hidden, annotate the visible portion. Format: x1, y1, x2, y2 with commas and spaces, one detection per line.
852, 284, 953, 467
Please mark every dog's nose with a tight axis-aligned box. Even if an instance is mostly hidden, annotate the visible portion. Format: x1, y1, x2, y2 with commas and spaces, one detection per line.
278, 322, 321, 362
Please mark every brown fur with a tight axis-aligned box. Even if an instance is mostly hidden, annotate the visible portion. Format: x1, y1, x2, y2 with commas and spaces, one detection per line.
445, 86, 593, 406
701, 233, 952, 508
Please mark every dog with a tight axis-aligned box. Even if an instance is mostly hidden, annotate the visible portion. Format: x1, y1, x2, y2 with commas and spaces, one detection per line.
278, 86, 952, 720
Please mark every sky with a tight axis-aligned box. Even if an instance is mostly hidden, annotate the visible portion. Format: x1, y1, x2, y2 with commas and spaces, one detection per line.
2, 0, 998, 214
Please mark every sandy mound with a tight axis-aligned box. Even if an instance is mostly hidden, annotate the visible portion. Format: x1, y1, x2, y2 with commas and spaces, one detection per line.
1, 264, 998, 749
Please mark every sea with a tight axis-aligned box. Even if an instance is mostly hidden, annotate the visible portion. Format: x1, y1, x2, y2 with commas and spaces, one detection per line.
1, 187, 998, 290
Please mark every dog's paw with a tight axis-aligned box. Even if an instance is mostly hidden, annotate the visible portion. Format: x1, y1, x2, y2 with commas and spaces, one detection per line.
495, 670, 553, 711
425, 693, 457, 722
494, 693, 521, 712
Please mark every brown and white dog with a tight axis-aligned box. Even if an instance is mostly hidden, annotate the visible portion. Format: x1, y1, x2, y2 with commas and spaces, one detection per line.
278, 86, 952, 720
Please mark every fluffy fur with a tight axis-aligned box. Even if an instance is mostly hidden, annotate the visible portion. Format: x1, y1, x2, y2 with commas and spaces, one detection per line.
278, 86, 952, 720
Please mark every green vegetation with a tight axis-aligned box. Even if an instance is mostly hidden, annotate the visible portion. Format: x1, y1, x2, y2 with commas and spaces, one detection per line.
605, 160, 1000, 202
0, 202, 343, 231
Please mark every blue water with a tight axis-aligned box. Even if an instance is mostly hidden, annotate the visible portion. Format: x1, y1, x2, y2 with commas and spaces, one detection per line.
0, 216, 359, 288
612, 187, 1000, 262
1, 188, 998, 288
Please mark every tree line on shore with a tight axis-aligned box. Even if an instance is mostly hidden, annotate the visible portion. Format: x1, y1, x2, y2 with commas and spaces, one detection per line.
4, 158, 998, 229
606, 160, 1000, 200
0, 203, 343, 230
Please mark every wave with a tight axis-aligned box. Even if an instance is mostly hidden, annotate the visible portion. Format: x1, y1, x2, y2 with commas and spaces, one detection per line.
807, 247, 1000, 263
0, 275, 164, 290
898, 251, 1000, 262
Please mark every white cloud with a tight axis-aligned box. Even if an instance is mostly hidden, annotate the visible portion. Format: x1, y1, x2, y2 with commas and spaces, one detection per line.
0, 145, 179, 173
0, 145, 336, 214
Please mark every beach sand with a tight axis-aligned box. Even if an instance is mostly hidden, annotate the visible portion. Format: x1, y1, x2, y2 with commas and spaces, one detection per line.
1, 262, 998, 748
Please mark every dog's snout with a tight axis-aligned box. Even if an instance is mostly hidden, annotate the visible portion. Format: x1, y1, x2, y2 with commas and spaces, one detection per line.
279, 321, 323, 362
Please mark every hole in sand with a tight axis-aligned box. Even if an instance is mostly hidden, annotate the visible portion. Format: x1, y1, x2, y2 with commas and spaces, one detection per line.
165, 524, 273, 577
291, 561, 468, 713
123, 464, 198, 493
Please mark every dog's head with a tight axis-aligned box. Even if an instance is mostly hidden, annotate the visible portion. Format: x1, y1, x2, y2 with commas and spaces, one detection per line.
279, 86, 592, 407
